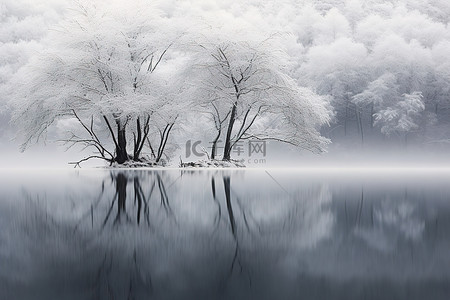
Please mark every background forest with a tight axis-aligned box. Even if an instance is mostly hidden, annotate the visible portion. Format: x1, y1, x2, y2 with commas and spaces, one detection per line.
1, 0, 450, 166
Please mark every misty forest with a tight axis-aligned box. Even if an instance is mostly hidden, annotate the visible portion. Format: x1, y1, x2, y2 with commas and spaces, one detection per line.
2, 1, 450, 300
2, 0, 450, 166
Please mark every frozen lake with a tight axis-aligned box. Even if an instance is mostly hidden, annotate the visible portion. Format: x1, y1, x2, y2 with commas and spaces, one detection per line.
1, 169, 450, 300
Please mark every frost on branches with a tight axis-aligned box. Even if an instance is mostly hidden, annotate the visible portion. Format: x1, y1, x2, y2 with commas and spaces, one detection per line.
189, 23, 331, 161
10, 0, 332, 167
374, 91, 425, 138
11, 1, 186, 166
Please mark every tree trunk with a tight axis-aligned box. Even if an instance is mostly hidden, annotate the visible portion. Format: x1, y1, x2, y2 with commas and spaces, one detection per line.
155, 122, 175, 163
223, 104, 237, 161
357, 110, 364, 146
133, 117, 142, 161
210, 131, 221, 160
115, 120, 128, 164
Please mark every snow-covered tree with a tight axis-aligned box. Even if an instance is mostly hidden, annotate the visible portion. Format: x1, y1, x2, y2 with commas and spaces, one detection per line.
191, 30, 331, 161
352, 73, 399, 128
296, 1, 448, 145
0, 0, 67, 139
5, 0, 450, 163
11, 0, 187, 165
301, 37, 368, 140
374, 91, 425, 138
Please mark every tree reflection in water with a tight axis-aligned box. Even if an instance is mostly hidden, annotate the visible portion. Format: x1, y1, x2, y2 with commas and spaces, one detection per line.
101, 171, 175, 228
2, 170, 450, 300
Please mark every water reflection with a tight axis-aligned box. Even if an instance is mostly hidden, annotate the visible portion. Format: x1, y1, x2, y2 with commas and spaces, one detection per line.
1, 170, 450, 299
101, 172, 174, 227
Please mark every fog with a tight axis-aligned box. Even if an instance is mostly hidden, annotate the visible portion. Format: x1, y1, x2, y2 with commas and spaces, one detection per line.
1, 0, 450, 167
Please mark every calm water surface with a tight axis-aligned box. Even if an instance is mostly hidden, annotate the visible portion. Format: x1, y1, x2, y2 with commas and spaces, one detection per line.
0, 169, 449, 300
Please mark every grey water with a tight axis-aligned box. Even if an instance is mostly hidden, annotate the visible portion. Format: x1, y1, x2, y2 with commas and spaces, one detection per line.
0, 169, 450, 300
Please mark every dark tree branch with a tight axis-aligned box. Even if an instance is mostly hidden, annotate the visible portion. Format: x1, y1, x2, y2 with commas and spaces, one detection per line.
69, 155, 113, 168
70, 110, 114, 159
103, 115, 119, 150
150, 44, 172, 73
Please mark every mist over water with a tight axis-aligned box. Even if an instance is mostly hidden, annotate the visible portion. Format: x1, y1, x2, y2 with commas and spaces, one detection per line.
1, 169, 449, 300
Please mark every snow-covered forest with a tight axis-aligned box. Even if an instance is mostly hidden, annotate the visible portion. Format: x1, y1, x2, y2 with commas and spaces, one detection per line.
2, 0, 450, 166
